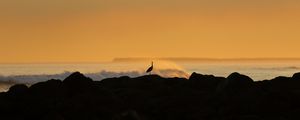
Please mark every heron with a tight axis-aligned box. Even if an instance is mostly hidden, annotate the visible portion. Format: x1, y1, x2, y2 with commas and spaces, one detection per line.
146, 61, 153, 75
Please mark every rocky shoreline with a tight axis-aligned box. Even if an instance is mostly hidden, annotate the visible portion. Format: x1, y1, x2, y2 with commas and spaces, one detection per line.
1, 72, 300, 120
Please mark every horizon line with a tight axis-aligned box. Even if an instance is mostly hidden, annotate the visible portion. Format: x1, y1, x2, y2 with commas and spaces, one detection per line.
1, 57, 300, 64
113, 57, 300, 62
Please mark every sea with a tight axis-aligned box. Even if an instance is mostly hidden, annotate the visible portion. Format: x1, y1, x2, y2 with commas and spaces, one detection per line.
0, 60, 300, 91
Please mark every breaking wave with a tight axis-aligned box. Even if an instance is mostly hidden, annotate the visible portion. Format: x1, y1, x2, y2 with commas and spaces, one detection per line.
0, 60, 191, 91
0, 69, 190, 84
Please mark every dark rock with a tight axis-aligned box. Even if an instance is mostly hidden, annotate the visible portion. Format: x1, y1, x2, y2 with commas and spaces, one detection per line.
29, 79, 63, 97
42, 112, 64, 120
272, 76, 290, 81
227, 72, 253, 84
189, 72, 223, 91
63, 72, 93, 94
189, 72, 215, 81
292, 72, 300, 80
8, 84, 28, 95
2, 71, 300, 120
63, 71, 93, 84
217, 72, 254, 94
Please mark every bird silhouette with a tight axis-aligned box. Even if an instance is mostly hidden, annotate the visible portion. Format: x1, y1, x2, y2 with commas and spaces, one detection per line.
146, 61, 153, 75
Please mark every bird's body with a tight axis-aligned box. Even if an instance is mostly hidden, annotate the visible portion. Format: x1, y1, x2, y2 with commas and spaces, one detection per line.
146, 61, 153, 75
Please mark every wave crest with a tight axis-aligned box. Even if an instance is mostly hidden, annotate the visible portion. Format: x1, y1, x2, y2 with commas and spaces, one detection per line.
0, 68, 190, 84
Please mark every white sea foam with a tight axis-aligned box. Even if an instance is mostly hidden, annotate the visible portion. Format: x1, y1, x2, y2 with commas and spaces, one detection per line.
0, 69, 189, 84
1, 60, 300, 92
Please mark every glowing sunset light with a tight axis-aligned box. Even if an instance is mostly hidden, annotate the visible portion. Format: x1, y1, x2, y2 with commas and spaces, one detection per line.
0, 0, 299, 63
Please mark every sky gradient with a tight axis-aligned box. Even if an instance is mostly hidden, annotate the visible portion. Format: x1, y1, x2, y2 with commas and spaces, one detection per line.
0, 0, 300, 63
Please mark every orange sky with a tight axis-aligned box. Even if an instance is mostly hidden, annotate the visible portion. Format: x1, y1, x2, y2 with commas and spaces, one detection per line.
0, 0, 300, 63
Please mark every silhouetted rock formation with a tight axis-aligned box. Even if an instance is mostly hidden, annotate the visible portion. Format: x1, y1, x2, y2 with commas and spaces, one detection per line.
292, 72, 300, 80
8, 84, 28, 96
1, 71, 300, 120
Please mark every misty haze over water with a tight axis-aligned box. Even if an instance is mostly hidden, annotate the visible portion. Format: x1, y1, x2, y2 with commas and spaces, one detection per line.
0, 60, 300, 81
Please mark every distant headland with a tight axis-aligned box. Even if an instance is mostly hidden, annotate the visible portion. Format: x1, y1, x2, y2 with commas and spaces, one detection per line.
113, 57, 300, 62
